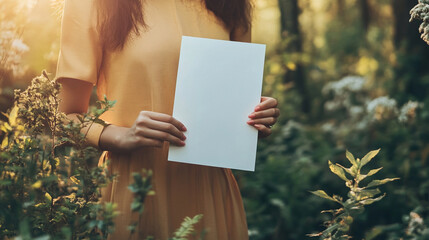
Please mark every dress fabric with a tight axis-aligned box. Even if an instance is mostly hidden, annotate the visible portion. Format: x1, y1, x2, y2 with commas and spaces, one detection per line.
55, 0, 249, 239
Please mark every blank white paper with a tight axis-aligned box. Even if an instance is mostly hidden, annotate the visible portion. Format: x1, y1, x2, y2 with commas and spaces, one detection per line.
168, 36, 266, 171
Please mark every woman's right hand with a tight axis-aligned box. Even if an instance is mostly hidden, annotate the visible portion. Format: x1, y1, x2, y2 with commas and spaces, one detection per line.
99, 111, 187, 152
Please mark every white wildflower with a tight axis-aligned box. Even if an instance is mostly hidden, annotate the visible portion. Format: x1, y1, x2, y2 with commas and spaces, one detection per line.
367, 96, 397, 113
398, 101, 420, 123
366, 96, 398, 121
322, 76, 366, 96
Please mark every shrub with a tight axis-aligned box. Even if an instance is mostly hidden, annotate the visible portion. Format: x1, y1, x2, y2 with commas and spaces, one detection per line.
0, 71, 116, 239
309, 150, 398, 240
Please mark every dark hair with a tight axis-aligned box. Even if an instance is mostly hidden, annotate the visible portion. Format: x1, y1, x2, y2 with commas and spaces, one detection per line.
97, 0, 252, 51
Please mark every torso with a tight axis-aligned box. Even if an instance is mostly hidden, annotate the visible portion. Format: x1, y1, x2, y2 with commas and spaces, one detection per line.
98, 0, 230, 127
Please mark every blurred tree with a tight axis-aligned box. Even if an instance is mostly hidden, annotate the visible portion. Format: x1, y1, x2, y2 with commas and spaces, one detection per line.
277, 0, 310, 113
392, 0, 429, 102
359, 0, 371, 32
337, 0, 345, 17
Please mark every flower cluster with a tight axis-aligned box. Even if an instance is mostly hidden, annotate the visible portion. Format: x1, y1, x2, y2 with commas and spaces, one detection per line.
323, 76, 421, 125
322, 76, 367, 116
398, 101, 420, 123
410, 0, 429, 45
366, 96, 398, 121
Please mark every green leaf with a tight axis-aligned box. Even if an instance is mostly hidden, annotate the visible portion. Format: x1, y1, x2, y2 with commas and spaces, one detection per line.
349, 205, 365, 214
130, 201, 141, 212
366, 178, 399, 188
321, 223, 340, 237
337, 235, 351, 240
333, 195, 343, 203
346, 150, 356, 165
270, 198, 285, 209
128, 222, 137, 233
358, 167, 383, 181
359, 194, 385, 205
359, 149, 380, 168
337, 164, 357, 178
329, 161, 349, 181
9, 105, 18, 126
306, 232, 323, 237
365, 226, 385, 240
310, 190, 336, 202
357, 188, 381, 200
366, 167, 383, 177
1, 136, 8, 149
172, 214, 203, 239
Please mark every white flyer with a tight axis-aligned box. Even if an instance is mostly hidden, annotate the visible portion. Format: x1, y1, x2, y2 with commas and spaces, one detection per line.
168, 36, 266, 171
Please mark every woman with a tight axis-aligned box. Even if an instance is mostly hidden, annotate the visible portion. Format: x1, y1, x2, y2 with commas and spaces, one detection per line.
56, 0, 280, 239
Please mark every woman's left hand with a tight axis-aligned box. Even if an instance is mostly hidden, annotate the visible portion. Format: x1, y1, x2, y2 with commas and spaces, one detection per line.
247, 96, 280, 138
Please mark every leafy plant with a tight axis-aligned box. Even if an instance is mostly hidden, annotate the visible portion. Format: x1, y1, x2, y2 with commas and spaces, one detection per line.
410, 0, 429, 45
127, 169, 155, 238
170, 215, 204, 240
309, 149, 399, 240
0, 71, 116, 239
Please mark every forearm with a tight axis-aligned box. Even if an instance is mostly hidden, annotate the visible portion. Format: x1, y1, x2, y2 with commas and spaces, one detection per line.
64, 111, 188, 153
64, 113, 110, 150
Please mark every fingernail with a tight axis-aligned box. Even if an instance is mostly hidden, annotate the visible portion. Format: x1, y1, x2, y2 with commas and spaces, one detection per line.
182, 135, 187, 140
182, 126, 187, 131
181, 141, 186, 146
255, 106, 260, 111
247, 120, 254, 124
248, 113, 255, 118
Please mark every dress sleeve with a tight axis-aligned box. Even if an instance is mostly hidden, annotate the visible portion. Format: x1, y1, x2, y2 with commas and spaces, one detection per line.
56, 0, 106, 149
55, 0, 102, 86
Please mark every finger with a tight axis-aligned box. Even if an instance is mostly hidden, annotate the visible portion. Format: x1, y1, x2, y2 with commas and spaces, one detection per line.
255, 97, 278, 111
142, 118, 186, 140
248, 108, 280, 119
137, 128, 185, 146
247, 117, 277, 126
143, 111, 187, 131
254, 124, 271, 138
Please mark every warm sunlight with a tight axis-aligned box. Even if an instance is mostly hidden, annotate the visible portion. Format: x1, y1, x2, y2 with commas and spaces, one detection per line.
1, 0, 429, 239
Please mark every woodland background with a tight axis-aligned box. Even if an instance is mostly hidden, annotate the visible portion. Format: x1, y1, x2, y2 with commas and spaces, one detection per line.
1, 0, 429, 239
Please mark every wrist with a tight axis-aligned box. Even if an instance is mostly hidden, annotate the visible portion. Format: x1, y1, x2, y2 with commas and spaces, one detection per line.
99, 124, 129, 152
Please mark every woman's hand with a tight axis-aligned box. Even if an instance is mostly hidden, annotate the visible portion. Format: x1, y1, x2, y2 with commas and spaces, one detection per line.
247, 96, 280, 138
99, 111, 187, 152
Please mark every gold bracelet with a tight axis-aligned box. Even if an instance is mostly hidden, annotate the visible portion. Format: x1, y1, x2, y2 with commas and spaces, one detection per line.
85, 121, 111, 149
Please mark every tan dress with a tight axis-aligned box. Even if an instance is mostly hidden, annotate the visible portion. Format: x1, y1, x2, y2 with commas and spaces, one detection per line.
56, 0, 250, 239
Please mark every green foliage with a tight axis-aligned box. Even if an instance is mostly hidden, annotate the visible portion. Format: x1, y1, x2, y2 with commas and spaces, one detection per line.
170, 215, 204, 240
410, 0, 429, 45
0, 71, 116, 239
309, 150, 399, 239
127, 169, 155, 238
2, 0, 429, 239
402, 212, 429, 239
128, 170, 154, 215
